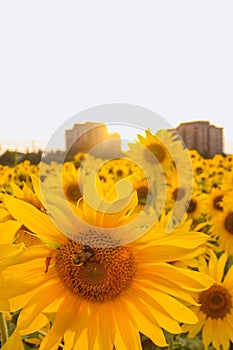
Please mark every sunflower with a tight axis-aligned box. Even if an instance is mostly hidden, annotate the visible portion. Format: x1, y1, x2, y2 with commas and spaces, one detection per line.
10, 180, 43, 210
185, 191, 206, 222
164, 168, 193, 231
0, 175, 214, 350
194, 172, 211, 193
202, 187, 229, 219
221, 168, 233, 191
182, 251, 233, 350
62, 162, 82, 204
188, 149, 203, 162
222, 154, 233, 171
192, 158, 208, 176
127, 129, 177, 177
210, 205, 233, 256
73, 152, 87, 169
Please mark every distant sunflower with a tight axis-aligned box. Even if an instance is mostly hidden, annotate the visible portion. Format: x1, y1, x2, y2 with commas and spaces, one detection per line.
222, 154, 233, 171
210, 206, 233, 256
194, 172, 211, 193
1, 176, 214, 350
202, 187, 228, 219
10, 180, 43, 210
61, 162, 82, 204
192, 159, 208, 176
0, 196, 42, 247
186, 192, 206, 221
221, 169, 233, 191
182, 251, 233, 350
188, 149, 202, 162
127, 129, 176, 176
73, 152, 87, 169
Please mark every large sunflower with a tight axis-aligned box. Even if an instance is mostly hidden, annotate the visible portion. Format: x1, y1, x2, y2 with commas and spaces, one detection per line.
182, 251, 233, 350
0, 176, 214, 350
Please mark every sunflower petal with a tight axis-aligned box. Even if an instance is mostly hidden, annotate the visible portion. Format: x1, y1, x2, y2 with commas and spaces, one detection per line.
216, 252, 228, 283
40, 295, 81, 350
0, 220, 22, 244
3, 195, 66, 246
17, 281, 66, 331
1, 328, 24, 350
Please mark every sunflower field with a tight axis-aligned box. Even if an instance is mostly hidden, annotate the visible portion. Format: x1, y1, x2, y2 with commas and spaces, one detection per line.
0, 128, 233, 350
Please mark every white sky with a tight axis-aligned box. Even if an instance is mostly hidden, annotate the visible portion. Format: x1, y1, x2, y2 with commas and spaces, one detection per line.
0, 1, 233, 154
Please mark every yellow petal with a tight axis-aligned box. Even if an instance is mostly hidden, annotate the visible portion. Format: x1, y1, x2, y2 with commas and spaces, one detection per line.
211, 319, 221, 350
63, 330, 75, 350
0, 262, 57, 302
216, 318, 230, 350
202, 317, 214, 349
71, 300, 90, 344
216, 252, 228, 283
136, 244, 202, 262
31, 174, 44, 204
17, 281, 66, 331
73, 329, 88, 350
0, 220, 22, 244
148, 230, 208, 248
19, 313, 49, 336
1, 245, 54, 268
125, 288, 181, 334
113, 297, 168, 348
143, 288, 198, 324
134, 275, 198, 305
3, 195, 66, 246
86, 303, 98, 350
138, 262, 214, 291
112, 299, 143, 350
185, 310, 206, 338
40, 294, 81, 350
208, 250, 218, 279
96, 303, 115, 350
0, 299, 10, 312
225, 313, 233, 342
0, 243, 25, 264
223, 265, 233, 288
1, 328, 24, 350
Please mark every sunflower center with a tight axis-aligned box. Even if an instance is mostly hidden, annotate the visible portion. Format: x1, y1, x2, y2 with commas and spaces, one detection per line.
213, 195, 223, 211
145, 143, 165, 163
172, 187, 186, 201
65, 184, 82, 202
116, 169, 124, 177
199, 284, 232, 319
137, 186, 151, 205
18, 173, 27, 182
56, 233, 136, 303
99, 175, 107, 183
224, 212, 233, 234
187, 199, 196, 213
196, 167, 203, 174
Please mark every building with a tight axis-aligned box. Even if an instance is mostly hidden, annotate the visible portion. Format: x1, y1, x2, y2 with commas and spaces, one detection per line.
176, 121, 223, 158
65, 122, 123, 159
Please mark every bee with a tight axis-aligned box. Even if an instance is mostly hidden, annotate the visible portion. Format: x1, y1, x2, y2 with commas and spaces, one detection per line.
72, 245, 95, 267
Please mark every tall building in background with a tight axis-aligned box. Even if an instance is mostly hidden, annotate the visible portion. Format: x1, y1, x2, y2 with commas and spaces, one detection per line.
176, 121, 223, 158
65, 122, 123, 159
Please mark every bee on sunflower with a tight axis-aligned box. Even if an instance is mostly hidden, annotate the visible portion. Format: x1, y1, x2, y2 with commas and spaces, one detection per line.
0, 171, 214, 350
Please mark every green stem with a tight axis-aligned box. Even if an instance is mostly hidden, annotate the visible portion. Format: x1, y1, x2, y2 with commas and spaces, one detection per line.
0, 312, 9, 345
169, 336, 174, 350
